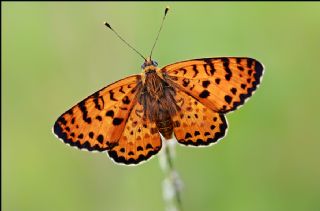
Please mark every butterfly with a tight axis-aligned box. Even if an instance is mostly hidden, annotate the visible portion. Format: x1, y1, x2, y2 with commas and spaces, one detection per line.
53, 7, 264, 165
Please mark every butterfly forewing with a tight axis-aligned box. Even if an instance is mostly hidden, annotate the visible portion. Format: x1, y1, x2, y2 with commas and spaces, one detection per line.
53, 75, 140, 152
162, 57, 264, 113
108, 102, 162, 165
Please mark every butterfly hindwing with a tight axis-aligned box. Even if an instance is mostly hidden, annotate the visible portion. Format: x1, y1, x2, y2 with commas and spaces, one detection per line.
162, 57, 264, 113
172, 90, 227, 146
108, 102, 162, 165
53, 75, 140, 152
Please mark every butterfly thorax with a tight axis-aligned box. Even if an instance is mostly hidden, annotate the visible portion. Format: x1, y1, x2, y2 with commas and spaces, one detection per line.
140, 59, 165, 99
139, 62, 180, 139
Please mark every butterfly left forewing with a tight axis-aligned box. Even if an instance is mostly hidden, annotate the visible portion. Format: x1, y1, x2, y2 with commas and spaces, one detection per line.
53, 75, 140, 152
162, 57, 264, 113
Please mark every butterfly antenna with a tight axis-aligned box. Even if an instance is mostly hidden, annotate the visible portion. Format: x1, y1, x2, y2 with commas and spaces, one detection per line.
149, 6, 170, 59
104, 22, 146, 61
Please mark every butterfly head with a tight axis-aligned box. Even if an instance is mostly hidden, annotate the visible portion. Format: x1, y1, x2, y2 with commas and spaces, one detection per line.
141, 57, 158, 70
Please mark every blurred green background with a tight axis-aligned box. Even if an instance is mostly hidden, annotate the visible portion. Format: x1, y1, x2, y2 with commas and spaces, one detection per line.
3, 2, 320, 211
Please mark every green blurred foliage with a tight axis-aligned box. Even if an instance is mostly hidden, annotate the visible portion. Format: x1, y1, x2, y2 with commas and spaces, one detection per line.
3, 2, 320, 211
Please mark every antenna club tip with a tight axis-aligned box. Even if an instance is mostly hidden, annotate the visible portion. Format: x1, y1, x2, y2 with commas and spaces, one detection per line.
165, 6, 170, 15
104, 21, 112, 29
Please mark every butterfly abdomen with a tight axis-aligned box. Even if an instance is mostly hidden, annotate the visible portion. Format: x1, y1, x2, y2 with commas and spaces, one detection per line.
156, 116, 173, 139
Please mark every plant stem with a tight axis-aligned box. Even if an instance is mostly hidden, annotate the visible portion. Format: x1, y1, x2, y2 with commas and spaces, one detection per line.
159, 140, 183, 211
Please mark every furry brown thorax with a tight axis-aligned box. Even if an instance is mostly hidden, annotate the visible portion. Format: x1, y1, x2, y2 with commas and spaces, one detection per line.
138, 58, 180, 139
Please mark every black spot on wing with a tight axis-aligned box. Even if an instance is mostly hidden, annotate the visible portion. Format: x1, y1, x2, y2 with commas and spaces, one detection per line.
78, 101, 92, 124
122, 96, 130, 104
119, 86, 125, 94
130, 86, 138, 94
192, 65, 199, 77
224, 95, 232, 104
109, 90, 117, 101
203, 64, 210, 76
97, 134, 104, 144
93, 92, 104, 110
96, 115, 102, 121
247, 58, 253, 68
199, 90, 210, 98
238, 66, 244, 71
182, 78, 190, 87
185, 132, 192, 139
106, 110, 114, 118
221, 57, 232, 81
112, 118, 124, 125
202, 80, 210, 88
181, 68, 187, 75
203, 58, 216, 75
230, 88, 237, 95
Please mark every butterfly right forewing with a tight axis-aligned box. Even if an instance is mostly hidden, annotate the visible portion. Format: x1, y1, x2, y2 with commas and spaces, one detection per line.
162, 57, 264, 113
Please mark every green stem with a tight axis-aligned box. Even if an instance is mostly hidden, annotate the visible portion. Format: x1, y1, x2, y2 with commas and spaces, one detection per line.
159, 141, 183, 211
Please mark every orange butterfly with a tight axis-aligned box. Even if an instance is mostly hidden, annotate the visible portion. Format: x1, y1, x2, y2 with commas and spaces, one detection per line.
53, 7, 264, 165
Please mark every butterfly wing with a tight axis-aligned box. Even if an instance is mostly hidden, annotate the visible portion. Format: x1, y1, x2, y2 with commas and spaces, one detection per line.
108, 102, 162, 165
172, 89, 227, 146
162, 57, 264, 113
53, 75, 140, 152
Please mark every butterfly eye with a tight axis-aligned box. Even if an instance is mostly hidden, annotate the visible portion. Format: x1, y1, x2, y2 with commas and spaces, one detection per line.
152, 61, 158, 66
141, 63, 146, 69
